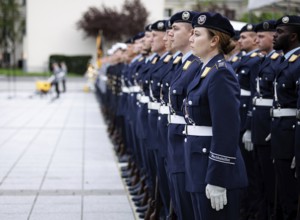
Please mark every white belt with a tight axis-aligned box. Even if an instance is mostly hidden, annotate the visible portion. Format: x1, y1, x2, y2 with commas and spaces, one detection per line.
241, 89, 251, 96
122, 87, 130, 93
168, 115, 186, 124
158, 105, 170, 115
139, 95, 150, 103
183, 125, 213, 136
253, 98, 273, 107
271, 108, 297, 117
148, 102, 160, 110
130, 86, 140, 93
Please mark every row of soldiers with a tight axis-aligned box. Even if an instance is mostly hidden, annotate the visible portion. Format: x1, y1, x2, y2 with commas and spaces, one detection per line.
96, 11, 300, 220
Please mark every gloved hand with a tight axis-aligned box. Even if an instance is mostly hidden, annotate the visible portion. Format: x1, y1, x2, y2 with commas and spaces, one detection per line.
291, 156, 297, 178
265, 133, 271, 142
242, 130, 253, 151
205, 184, 227, 211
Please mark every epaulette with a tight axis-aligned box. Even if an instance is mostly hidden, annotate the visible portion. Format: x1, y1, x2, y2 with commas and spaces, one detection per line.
152, 57, 158, 64
138, 57, 144, 62
250, 52, 258, 58
288, 54, 299, 62
173, 56, 182, 64
231, 56, 239, 62
201, 67, 211, 78
216, 61, 227, 69
270, 52, 280, 60
163, 54, 172, 63
183, 60, 192, 70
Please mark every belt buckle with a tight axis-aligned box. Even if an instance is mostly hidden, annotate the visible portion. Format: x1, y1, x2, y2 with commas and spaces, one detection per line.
296, 109, 300, 119
270, 108, 274, 117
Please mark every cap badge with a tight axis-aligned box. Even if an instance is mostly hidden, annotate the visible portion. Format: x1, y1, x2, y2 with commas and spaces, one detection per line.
198, 15, 206, 25
182, 11, 190, 21
158, 22, 164, 30
282, 16, 289, 24
247, 24, 253, 31
263, 22, 269, 30
168, 20, 171, 28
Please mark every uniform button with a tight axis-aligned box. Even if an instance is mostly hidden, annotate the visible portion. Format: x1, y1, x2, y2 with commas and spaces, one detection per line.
145, 80, 148, 84
173, 90, 176, 94
157, 82, 160, 86
166, 83, 169, 86
298, 121, 300, 125
136, 73, 138, 76
182, 130, 186, 134
293, 125, 295, 128
243, 104, 247, 107
241, 70, 245, 74
184, 138, 187, 143
236, 74, 238, 77
158, 116, 161, 120
188, 100, 192, 105
148, 110, 151, 113
253, 107, 256, 110
282, 84, 285, 87
131, 94, 133, 96
151, 80, 153, 83
202, 148, 207, 153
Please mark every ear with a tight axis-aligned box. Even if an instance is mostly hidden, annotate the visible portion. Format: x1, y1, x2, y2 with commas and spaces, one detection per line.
290, 32, 298, 43
211, 35, 219, 47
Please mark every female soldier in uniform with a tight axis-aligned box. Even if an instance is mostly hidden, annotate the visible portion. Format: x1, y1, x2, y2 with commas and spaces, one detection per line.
184, 12, 247, 219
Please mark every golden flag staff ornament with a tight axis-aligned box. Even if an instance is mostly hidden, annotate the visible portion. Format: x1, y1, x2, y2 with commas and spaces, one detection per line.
96, 30, 103, 68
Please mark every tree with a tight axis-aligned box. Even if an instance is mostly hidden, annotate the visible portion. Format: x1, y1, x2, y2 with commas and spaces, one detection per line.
0, 0, 25, 67
239, 11, 284, 24
77, 0, 149, 42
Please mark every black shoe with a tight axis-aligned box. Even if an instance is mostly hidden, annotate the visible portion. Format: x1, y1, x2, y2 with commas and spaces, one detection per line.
136, 204, 148, 213
132, 193, 145, 202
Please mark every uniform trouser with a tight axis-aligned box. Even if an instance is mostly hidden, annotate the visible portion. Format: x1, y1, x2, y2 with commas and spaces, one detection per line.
190, 189, 240, 220
62, 78, 66, 92
169, 172, 195, 220
239, 133, 260, 217
153, 150, 170, 217
254, 144, 277, 220
146, 149, 156, 194
274, 159, 298, 220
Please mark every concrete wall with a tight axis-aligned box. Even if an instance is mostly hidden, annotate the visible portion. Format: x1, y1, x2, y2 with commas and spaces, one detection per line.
25, 0, 164, 72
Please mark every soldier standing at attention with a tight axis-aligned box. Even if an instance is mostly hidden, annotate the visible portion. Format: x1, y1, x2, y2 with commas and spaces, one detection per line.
184, 12, 247, 220
272, 15, 300, 220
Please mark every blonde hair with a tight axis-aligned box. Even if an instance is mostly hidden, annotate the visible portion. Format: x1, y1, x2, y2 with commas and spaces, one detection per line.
207, 29, 235, 55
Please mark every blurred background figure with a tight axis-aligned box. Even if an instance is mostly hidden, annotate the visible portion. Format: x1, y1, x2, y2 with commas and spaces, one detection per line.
51, 62, 61, 99
60, 61, 68, 92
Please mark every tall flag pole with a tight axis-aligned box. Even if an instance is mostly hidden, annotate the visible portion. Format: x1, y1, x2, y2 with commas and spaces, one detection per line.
96, 30, 103, 69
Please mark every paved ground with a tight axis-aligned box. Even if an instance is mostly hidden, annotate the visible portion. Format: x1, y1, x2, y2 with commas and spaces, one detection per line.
0, 77, 135, 220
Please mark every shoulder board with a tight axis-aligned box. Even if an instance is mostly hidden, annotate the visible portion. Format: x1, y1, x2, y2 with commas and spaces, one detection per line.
152, 57, 158, 64
216, 61, 226, 69
163, 54, 172, 63
173, 56, 182, 64
288, 54, 299, 63
270, 52, 280, 60
232, 56, 239, 62
201, 67, 211, 78
138, 57, 144, 62
183, 60, 192, 70
250, 52, 258, 58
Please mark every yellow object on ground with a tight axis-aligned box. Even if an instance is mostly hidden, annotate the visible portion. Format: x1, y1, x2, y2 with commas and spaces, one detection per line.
36, 81, 51, 93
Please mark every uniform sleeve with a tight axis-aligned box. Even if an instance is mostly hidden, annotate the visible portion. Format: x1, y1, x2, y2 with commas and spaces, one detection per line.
205, 68, 241, 188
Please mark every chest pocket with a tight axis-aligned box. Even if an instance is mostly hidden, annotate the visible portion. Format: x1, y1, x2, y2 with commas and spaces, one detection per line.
261, 71, 275, 88
171, 86, 184, 111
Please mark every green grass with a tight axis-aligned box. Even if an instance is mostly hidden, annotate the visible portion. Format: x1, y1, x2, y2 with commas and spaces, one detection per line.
0, 68, 82, 77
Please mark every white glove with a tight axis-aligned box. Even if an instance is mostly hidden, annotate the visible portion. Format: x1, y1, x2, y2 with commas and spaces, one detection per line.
205, 184, 227, 211
291, 157, 297, 178
242, 130, 253, 151
265, 133, 271, 142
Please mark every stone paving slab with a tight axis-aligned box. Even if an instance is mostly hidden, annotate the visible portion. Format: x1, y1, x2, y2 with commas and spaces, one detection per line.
0, 79, 135, 220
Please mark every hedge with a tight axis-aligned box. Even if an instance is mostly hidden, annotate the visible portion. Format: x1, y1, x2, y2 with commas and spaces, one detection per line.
49, 54, 92, 75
